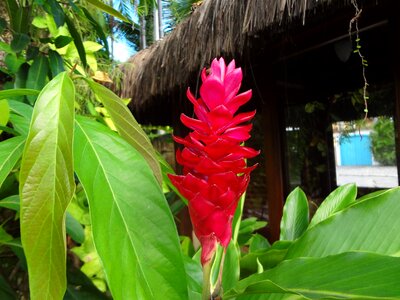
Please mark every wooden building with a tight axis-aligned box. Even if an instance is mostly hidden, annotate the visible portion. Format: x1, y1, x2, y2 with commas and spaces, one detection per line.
122, 0, 400, 241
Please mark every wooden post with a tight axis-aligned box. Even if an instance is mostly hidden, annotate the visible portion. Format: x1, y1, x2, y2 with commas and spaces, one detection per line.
260, 67, 285, 242
388, 2, 400, 185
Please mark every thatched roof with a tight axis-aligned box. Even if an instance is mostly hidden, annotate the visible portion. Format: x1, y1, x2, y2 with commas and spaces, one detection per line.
122, 0, 349, 112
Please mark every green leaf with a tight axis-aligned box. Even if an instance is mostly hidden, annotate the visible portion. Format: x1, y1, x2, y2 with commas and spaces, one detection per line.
54, 35, 73, 48
13, 63, 30, 102
286, 187, 400, 259
240, 241, 291, 277
0, 41, 12, 53
86, 0, 130, 23
237, 217, 267, 245
0, 195, 20, 211
308, 183, 356, 228
11, 32, 30, 52
280, 187, 309, 241
0, 136, 25, 188
86, 79, 162, 185
0, 88, 40, 100
249, 233, 271, 252
8, 100, 33, 135
45, 0, 65, 27
26, 46, 39, 61
20, 72, 75, 300
226, 252, 400, 299
222, 241, 241, 292
81, 7, 109, 56
9, 114, 30, 135
183, 255, 202, 300
5, 53, 24, 73
66, 212, 85, 244
0, 226, 13, 244
0, 99, 9, 134
48, 50, 65, 78
64, 14, 87, 68
73, 116, 188, 300
26, 55, 49, 104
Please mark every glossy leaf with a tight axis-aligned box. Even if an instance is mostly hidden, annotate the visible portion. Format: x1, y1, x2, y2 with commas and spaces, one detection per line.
26, 55, 49, 104
0, 136, 25, 188
81, 7, 109, 56
48, 50, 65, 77
10, 32, 30, 52
227, 252, 400, 299
240, 241, 291, 277
309, 183, 356, 228
249, 234, 271, 252
45, 0, 65, 27
0, 88, 40, 100
280, 187, 309, 241
64, 14, 87, 68
183, 255, 202, 300
73, 116, 188, 300
237, 216, 267, 245
8, 100, 33, 136
55, 35, 73, 48
5, 53, 24, 73
20, 72, 75, 300
14, 63, 30, 101
66, 212, 85, 244
86, 0, 130, 23
0, 195, 20, 211
86, 79, 162, 185
222, 241, 241, 292
286, 187, 400, 259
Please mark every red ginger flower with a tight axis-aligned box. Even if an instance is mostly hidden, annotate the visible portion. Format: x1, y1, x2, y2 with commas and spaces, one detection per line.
168, 58, 259, 265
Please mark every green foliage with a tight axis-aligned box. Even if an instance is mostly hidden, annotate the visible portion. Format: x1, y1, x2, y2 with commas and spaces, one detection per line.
19, 72, 75, 300
74, 116, 188, 299
370, 117, 396, 165
223, 186, 400, 299
279, 187, 308, 241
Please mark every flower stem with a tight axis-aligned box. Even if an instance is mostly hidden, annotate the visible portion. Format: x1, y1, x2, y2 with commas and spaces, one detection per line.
202, 261, 213, 300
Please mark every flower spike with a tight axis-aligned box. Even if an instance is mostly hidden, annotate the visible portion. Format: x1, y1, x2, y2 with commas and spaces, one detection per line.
168, 57, 258, 265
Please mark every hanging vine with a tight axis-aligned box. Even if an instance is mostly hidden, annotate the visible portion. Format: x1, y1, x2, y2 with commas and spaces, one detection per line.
349, 0, 369, 120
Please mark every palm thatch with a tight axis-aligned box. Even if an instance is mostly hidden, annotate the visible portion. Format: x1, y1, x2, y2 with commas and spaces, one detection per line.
122, 0, 348, 111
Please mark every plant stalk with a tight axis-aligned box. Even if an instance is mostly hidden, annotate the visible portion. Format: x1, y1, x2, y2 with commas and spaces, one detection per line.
202, 261, 213, 300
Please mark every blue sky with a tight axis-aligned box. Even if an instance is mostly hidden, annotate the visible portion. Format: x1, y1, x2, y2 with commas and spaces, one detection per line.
113, 39, 135, 62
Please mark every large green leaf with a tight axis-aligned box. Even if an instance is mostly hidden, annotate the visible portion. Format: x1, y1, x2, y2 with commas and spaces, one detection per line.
73, 116, 188, 300
26, 55, 49, 104
86, 0, 130, 23
0, 136, 25, 188
308, 183, 356, 228
280, 187, 309, 241
0, 88, 40, 100
19, 72, 75, 300
286, 187, 400, 259
86, 79, 162, 185
226, 252, 400, 299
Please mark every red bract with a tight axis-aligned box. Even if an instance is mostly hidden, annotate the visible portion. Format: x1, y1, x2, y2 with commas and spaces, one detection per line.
168, 58, 259, 265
